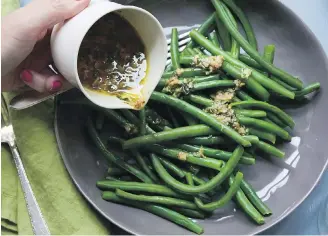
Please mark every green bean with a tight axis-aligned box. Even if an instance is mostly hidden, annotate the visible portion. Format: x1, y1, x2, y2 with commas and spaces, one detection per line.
243, 135, 260, 145
86, 118, 154, 183
179, 56, 268, 101
159, 75, 221, 88
186, 48, 198, 56
139, 109, 146, 135
185, 171, 221, 208
239, 54, 263, 70
263, 44, 275, 64
182, 136, 228, 146
185, 13, 216, 50
182, 48, 192, 56
236, 90, 255, 101
242, 77, 270, 102
182, 172, 214, 198
193, 80, 236, 91
185, 54, 264, 104
221, 2, 239, 58
116, 189, 199, 210
109, 175, 139, 182
231, 100, 295, 128
262, 118, 276, 126
248, 127, 276, 144
151, 146, 244, 194
188, 174, 206, 186
145, 107, 172, 130
178, 55, 194, 65
151, 92, 251, 147
102, 191, 204, 234
123, 125, 217, 149
243, 151, 253, 158
185, 173, 195, 185
189, 30, 296, 99
255, 140, 285, 158
221, 0, 257, 50
263, 117, 275, 125
232, 96, 241, 102
179, 111, 198, 126
295, 82, 321, 98
234, 109, 267, 118
271, 76, 296, 91
266, 112, 286, 128
105, 176, 121, 181
131, 150, 160, 183
171, 28, 180, 69
195, 172, 243, 212
212, 0, 303, 89
262, 44, 275, 76
172, 208, 206, 219
158, 156, 186, 178
97, 180, 189, 199
121, 110, 155, 134
229, 177, 265, 225
101, 109, 138, 134
175, 144, 255, 165
237, 116, 291, 141
215, 15, 231, 51
209, 31, 220, 48
240, 179, 272, 216
187, 94, 213, 107
162, 68, 208, 78
147, 145, 224, 171
166, 107, 180, 128
221, 62, 251, 80
196, 74, 221, 82
120, 110, 139, 125
107, 167, 126, 176
185, 172, 201, 209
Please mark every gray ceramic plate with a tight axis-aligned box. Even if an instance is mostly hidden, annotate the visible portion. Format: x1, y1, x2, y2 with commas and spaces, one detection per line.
54, 0, 328, 234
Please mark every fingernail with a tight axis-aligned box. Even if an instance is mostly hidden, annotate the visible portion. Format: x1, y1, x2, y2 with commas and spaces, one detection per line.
20, 70, 33, 83
50, 81, 62, 91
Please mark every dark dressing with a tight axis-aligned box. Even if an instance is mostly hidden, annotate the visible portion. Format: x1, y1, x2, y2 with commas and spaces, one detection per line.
77, 13, 147, 108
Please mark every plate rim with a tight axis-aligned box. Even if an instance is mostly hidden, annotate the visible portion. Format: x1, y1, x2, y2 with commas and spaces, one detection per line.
53, 0, 328, 233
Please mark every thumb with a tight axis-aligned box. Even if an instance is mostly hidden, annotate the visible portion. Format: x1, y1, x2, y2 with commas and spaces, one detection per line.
5, 0, 90, 41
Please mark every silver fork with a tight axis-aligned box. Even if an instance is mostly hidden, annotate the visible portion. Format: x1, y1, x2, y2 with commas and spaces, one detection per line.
9, 30, 195, 110
1, 95, 51, 235
166, 31, 192, 63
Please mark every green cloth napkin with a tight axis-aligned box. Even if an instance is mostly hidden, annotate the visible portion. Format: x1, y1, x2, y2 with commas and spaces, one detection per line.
1, 3, 110, 234
1, 94, 110, 235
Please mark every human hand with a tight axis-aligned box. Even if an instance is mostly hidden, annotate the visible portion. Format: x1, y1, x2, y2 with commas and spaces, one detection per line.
1, 0, 90, 92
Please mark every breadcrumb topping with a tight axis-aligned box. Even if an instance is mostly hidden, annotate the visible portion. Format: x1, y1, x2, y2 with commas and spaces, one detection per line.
205, 99, 248, 135
193, 55, 224, 73
163, 78, 193, 97
178, 152, 187, 161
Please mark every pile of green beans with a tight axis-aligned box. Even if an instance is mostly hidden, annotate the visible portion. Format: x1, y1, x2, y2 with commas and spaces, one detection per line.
71, 0, 320, 234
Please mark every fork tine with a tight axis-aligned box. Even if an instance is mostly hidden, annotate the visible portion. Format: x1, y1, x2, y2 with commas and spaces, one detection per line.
1, 94, 10, 126
167, 37, 191, 53
166, 44, 187, 65
167, 36, 192, 59
166, 29, 197, 65
166, 31, 190, 45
